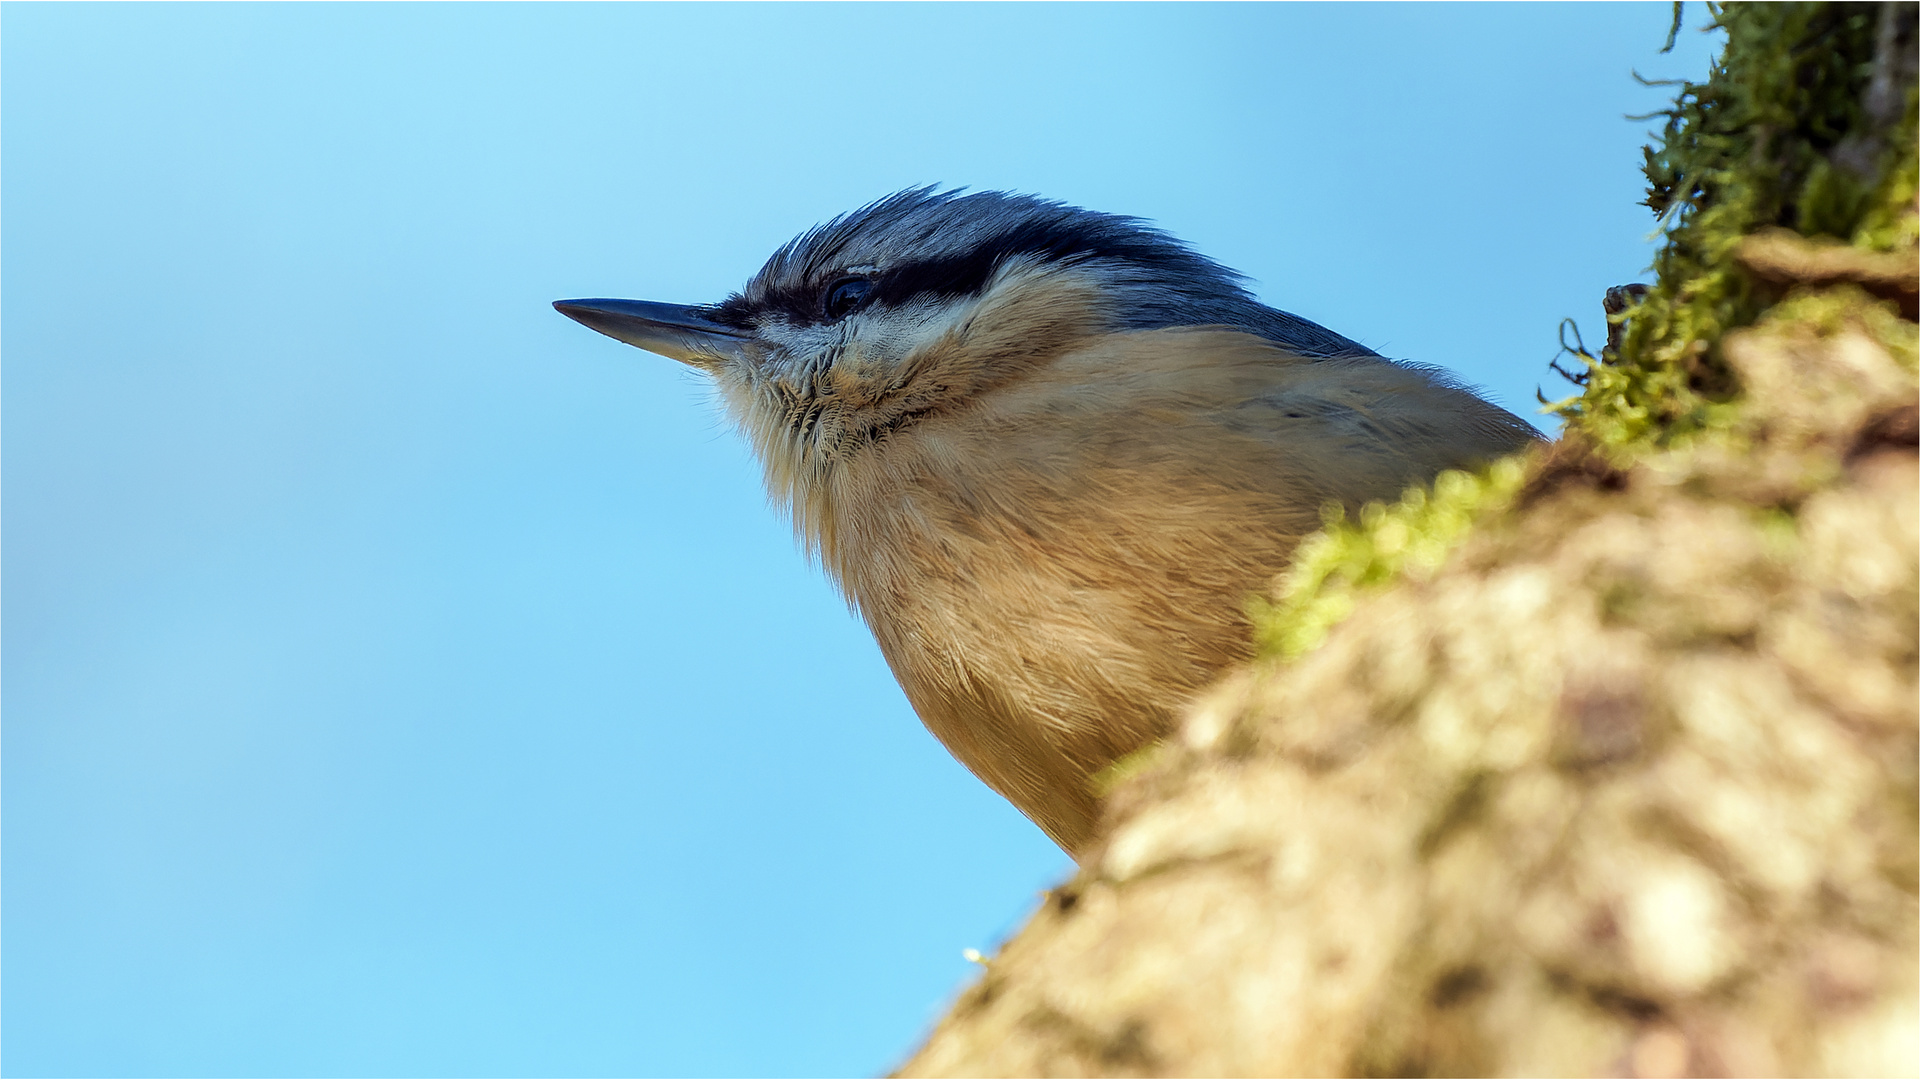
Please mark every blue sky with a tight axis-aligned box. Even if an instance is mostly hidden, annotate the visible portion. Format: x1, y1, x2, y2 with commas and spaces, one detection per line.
4, 4, 1720, 1076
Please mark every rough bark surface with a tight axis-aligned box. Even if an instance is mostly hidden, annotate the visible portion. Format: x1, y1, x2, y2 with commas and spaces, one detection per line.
894, 4, 1918, 1075
895, 302, 1917, 1079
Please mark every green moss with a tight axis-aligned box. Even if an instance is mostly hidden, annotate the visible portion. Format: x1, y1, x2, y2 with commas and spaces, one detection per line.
1250, 459, 1527, 661
1250, 3, 1914, 667
1089, 743, 1165, 798
1557, 2, 1918, 449
1853, 143, 1920, 251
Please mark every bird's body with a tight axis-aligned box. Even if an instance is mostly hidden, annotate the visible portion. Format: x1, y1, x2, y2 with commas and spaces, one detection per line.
557, 190, 1537, 855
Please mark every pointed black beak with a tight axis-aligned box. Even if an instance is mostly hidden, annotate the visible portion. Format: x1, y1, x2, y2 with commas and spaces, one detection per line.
552, 298, 751, 368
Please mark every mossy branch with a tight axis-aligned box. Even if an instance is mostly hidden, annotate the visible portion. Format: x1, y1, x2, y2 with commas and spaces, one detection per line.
1252, 1, 1918, 666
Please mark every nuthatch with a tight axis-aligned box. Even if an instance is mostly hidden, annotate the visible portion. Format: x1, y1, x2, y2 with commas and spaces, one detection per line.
556, 189, 1537, 856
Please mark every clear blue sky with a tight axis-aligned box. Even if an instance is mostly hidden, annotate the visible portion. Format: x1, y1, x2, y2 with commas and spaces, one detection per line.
4, 4, 1719, 1076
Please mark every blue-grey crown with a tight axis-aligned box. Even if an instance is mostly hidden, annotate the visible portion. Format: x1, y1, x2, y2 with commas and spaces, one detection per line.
707, 188, 1376, 360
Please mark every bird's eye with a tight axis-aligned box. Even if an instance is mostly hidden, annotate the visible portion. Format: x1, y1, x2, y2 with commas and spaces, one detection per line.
823, 277, 872, 321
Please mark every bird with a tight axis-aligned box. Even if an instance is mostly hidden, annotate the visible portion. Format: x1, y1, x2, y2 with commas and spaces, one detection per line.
555, 188, 1539, 857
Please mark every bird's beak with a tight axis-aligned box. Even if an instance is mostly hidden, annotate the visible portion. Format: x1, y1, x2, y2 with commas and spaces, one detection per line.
552, 298, 751, 368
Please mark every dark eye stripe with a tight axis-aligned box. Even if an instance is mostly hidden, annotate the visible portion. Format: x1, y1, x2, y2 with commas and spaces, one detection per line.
868, 221, 1184, 308
712, 207, 1222, 328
